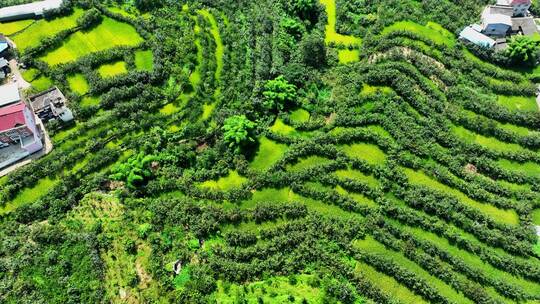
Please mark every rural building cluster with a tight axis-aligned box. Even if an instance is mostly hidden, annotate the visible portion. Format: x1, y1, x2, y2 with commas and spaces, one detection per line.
459, 0, 537, 49
0, 0, 71, 174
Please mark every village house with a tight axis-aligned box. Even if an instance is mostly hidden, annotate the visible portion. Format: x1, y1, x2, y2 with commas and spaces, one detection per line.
0, 0, 63, 22
30, 87, 73, 123
459, 0, 536, 49
0, 83, 43, 169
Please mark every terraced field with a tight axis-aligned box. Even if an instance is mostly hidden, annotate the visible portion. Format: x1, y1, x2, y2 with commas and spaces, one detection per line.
1, 1, 540, 303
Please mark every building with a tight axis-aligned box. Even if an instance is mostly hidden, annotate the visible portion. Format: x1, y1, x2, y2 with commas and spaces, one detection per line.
0, 57, 9, 79
0, 35, 9, 57
29, 87, 73, 123
0, 0, 63, 22
459, 25, 496, 48
461, 0, 536, 49
482, 6, 513, 37
497, 0, 532, 17
0, 83, 43, 169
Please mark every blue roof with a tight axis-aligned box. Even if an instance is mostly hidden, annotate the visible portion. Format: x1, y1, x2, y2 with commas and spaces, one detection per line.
0, 42, 8, 53
459, 26, 496, 48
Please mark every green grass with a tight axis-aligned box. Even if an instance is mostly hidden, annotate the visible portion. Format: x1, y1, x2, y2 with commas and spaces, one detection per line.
335, 185, 377, 207
1, 178, 58, 214
287, 156, 332, 172
201, 103, 216, 121
320, 0, 362, 47
134, 50, 154, 72
334, 168, 380, 188
250, 137, 288, 172
360, 84, 393, 96
200, 170, 247, 191
212, 275, 325, 303
10, 9, 84, 52
31, 75, 53, 91
398, 223, 540, 297
354, 261, 428, 304
0, 19, 34, 36
354, 236, 474, 304
497, 159, 540, 178
80, 96, 100, 107
341, 143, 387, 165
21, 68, 40, 82
404, 168, 519, 225
289, 109, 310, 124
97, 61, 127, 78
40, 17, 143, 66
381, 21, 456, 47
452, 125, 529, 154
160, 103, 180, 115
338, 49, 360, 64
270, 118, 296, 135
498, 122, 537, 137
497, 95, 538, 112
241, 187, 356, 218
532, 209, 540, 225
67, 74, 90, 95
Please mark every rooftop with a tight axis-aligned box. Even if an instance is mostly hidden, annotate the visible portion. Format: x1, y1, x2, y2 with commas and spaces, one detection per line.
459, 26, 496, 48
0, 0, 63, 20
512, 16, 537, 35
0, 103, 27, 132
0, 57, 8, 68
0, 83, 21, 107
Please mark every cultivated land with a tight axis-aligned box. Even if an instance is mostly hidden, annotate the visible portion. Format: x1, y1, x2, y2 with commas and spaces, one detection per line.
0, 1, 540, 303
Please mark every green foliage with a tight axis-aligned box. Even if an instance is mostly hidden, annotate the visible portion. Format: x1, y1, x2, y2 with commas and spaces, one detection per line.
505, 35, 540, 66
222, 115, 256, 153
109, 152, 158, 189
262, 76, 298, 111
76, 7, 102, 30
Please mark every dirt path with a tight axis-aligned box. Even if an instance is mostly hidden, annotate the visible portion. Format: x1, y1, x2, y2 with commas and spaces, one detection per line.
8, 59, 31, 90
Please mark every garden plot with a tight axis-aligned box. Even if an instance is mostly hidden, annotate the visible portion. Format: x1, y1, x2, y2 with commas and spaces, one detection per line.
98, 61, 128, 78
249, 137, 288, 172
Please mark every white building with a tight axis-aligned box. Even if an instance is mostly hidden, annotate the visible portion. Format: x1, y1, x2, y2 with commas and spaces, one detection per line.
0, 0, 63, 22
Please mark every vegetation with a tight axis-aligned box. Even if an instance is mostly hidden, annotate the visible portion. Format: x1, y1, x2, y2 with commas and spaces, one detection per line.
0, 0, 539, 303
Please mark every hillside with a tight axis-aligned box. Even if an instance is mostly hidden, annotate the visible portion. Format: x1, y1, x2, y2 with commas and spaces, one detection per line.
0, 0, 540, 303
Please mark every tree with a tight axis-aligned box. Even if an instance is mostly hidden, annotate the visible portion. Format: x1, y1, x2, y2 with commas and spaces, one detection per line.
109, 152, 159, 189
262, 76, 297, 111
505, 35, 540, 66
222, 115, 256, 153
76, 8, 102, 30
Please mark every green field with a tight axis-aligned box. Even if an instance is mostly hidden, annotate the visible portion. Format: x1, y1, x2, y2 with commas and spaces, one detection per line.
67, 74, 90, 95
320, 0, 362, 47
497, 95, 538, 112
134, 50, 154, 72
341, 143, 387, 165
497, 159, 540, 178
0, 19, 34, 35
404, 168, 519, 225
8, 9, 84, 51
381, 21, 456, 47
98, 61, 128, 78
40, 17, 143, 66
452, 125, 530, 154
0, 178, 57, 214
250, 137, 288, 171
200, 170, 247, 191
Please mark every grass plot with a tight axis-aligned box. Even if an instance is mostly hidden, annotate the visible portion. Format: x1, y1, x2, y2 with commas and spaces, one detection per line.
67, 74, 89, 95
341, 143, 387, 165
497, 95, 538, 112
40, 17, 143, 66
1, 178, 58, 214
381, 21, 456, 47
134, 50, 154, 72
1, 19, 34, 36
200, 170, 247, 191
98, 61, 128, 78
249, 137, 288, 172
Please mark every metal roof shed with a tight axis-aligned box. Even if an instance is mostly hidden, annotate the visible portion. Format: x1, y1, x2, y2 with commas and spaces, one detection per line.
459, 26, 497, 48
0, 83, 21, 108
0, 0, 63, 22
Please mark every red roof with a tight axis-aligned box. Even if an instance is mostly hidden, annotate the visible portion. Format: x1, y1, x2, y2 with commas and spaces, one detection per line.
0, 102, 28, 132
